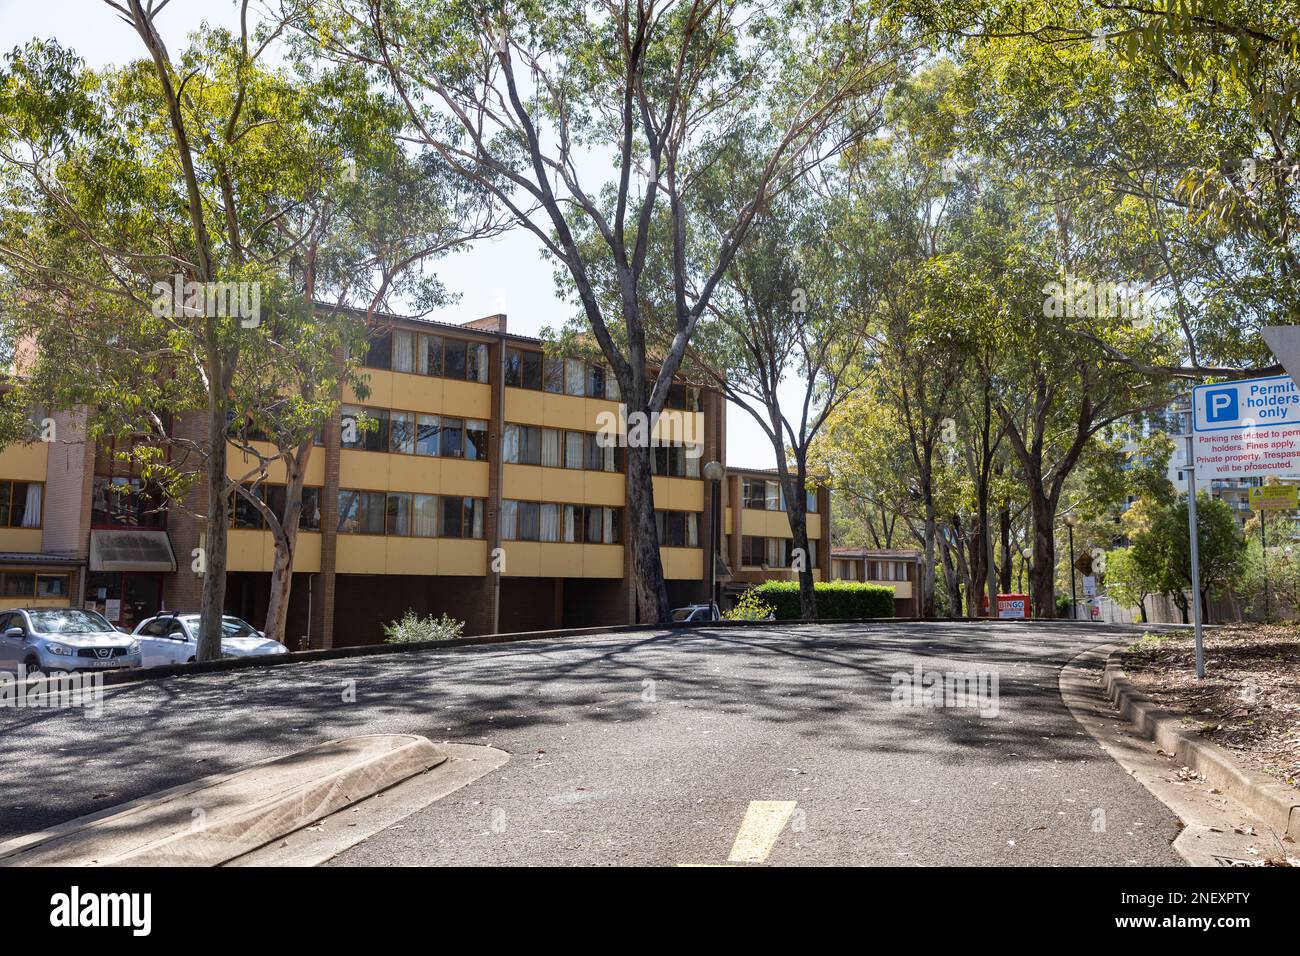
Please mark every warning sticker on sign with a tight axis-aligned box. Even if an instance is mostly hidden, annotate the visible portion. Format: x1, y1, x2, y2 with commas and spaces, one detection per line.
1192, 426, 1300, 479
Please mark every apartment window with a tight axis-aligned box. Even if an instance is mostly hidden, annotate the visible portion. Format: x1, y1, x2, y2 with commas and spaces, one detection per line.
385, 492, 412, 536
392, 330, 416, 373
467, 342, 488, 383
543, 355, 564, 393
390, 411, 416, 455
416, 415, 440, 456
565, 430, 585, 469
413, 494, 438, 537
340, 406, 389, 453
505, 347, 543, 389
742, 535, 766, 566
539, 502, 561, 542
565, 358, 585, 396
37, 573, 69, 598
587, 364, 606, 399
2, 572, 34, 597
273, 486, 321, 531
232, 486, 265, 529
665, 383, 702, 411
650, 445, 699, 478
441, 417, 464, 458
541, 428, 562, 468
0, 480, 43, 528
767, 538, 788, 568
364, 334, 392, 370
91, 477, 162, 529
503, 424, 543, 465
443, 338, 467, 380
419, 334, 443, 376
585, 433, 615, 472
765, 480, 780, 511
656, 510, 700, 548
441, 496, 485, 538
465, 420, 489, 461
337, 490, 386, 534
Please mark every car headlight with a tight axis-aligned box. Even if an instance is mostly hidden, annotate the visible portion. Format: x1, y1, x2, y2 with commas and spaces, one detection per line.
128, 640, 141, 655
45, 643, 71, 656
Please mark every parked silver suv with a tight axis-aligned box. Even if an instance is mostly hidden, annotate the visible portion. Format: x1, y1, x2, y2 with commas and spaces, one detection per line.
0, 608, 142, 674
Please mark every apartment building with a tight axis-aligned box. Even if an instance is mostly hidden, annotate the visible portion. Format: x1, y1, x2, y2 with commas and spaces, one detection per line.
828, 547, 922, 617
1, 309, 841, 643
718, 467, 832, 601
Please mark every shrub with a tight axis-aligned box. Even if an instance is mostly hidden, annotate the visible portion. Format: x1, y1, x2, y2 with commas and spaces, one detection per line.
723, 590, 775, 621
750, 580, 896, 620
383, 611, 465, 644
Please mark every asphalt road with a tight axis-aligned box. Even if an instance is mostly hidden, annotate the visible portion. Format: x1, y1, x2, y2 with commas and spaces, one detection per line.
0, 621, 1185, 866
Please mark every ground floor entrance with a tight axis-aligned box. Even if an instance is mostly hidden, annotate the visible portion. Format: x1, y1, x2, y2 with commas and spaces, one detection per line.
84, 571, 162, 631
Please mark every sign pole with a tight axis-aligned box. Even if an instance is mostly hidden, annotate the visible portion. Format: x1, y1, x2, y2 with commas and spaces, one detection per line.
1261, 506, 1269, 620
1184, 407, 1205, 679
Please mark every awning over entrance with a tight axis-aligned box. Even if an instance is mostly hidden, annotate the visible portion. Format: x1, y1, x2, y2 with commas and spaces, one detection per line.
89, 529, 177, 573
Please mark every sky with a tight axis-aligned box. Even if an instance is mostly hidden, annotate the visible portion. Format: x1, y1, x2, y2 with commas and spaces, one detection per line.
0, 0, 794, 469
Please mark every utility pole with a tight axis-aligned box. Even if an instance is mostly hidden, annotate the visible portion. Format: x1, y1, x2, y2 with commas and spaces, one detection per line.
1065, 515, 1078, 621
1261, 505, 1269, 620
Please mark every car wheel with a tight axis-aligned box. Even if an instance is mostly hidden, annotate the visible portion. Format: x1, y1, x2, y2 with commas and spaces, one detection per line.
22, 656, 44, 680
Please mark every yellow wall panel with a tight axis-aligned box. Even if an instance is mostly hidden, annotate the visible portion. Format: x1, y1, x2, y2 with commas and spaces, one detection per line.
661, 547, 703, 580
387, 454, 442, 494
335, 535, 387, 574
0, 597, 69, 610
438, 539, 487, 575
501, 540, 541, 576
228, 529, 268, 572
583, 544, 623, 578
293, 533, 322, 573
540, 468, 586, 503
351, 369, 393, 408
541, 393, 589, 430
440, 459, 489, 497
807, 513, 822, 539
538, 542, 584, 577
583, 472, 625, 507
504, 388, 545, 426
0, 442, 48, 481
0, 528, 44, 554
391, 373, 443, 412
502, 464, 543, 500
340, 450, 391, 490
385, 536, 440, 574
442, 379, 491, 419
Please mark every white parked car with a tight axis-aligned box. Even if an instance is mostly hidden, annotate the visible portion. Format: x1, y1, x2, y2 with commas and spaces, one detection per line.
671, 603, 722, 623
0, 608, 142, 673
132, 613, 289, 666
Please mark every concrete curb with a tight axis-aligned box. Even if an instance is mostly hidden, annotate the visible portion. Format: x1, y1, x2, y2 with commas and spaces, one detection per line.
0, 734, 446, 866
83, 615, 1176, 690
1101, 648, 1300, 843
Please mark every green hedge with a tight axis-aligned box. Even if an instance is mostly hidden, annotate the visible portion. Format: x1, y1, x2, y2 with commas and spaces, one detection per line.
750, 580, 896, 620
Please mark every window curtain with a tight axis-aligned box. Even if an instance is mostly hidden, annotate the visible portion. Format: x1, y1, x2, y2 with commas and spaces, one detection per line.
566, 358, 585, 396
765, 481, 780, 511
565, 431, 584, 468
686, 512, 699, 548
393, 331, 416, 373
605, 371, 620, 402
413, 495, 438, 537
500, 500, 518, 540
20, 484, 40, 527
469, 499, 484, 538
685, 448, 701, 478
602, 508, 618, 544
563, 504, 577, 542
470, 343, 489, 382
540, 503, 560, 542
541, 428, 562, 468
502, 424, 521, 464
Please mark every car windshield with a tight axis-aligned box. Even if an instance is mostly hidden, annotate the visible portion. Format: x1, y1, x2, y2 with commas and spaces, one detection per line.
671, 608, 698, 622
28, 609, 116, 634
179, 615, 259, 639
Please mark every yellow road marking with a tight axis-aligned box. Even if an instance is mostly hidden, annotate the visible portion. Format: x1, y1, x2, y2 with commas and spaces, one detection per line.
727, 800, 797, 864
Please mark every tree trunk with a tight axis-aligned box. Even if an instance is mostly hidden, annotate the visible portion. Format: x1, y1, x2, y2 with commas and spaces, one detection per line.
1029, 494, 1056, 619
1137, 597, 1147, 623
920, 483, 937, 617
625, 441, 670, 623
776, 459, 816, 621
999, 504, 1013, 593
197, 361, 230, 662
263, 442, 310, 646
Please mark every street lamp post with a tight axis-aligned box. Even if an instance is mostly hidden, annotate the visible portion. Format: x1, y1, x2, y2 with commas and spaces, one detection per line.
1065, 515, 1078, 621
703, 460, 725, 614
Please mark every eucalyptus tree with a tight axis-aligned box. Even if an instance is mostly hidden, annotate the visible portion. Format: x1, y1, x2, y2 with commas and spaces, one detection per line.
306, 0, 912, 622
0, 2, 490, 654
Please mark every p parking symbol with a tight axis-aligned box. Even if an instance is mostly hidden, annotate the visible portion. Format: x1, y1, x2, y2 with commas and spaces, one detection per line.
1205, 388, 1238, 424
